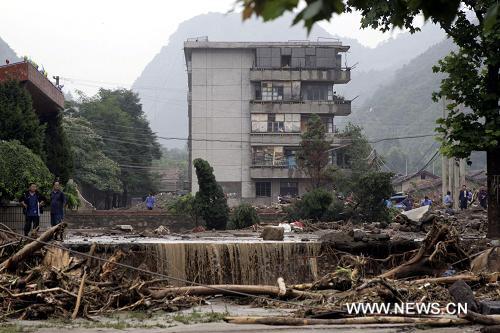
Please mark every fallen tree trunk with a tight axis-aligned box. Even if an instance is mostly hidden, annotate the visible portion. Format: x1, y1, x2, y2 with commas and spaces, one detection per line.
224, 316, 469, 326
146, 284, 322, 300
463, 311, 500, 325
0, 223, 67, 271
71, 242, 96, 319
409, 274, 481, 285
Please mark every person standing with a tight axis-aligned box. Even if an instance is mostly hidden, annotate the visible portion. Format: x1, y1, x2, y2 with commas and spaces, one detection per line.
50, 181, 66, 227
19, 183, 46, 236
478, 187, 488, 209
145, 193, 155, 210
459, 185, 468, 210
421, 196, 432, 206
443, 191, 453, 208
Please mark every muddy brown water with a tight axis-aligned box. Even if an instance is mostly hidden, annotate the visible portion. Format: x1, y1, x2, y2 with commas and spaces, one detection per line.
64, 232, 321, 286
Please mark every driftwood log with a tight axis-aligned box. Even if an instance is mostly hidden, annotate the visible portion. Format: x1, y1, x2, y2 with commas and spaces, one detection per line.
0, 223, 66, 271
379, 223, 467, 279
71, 242, 96, 319
463, 311, 500, 325
224, 316, 469, 326
146, 284, 323, 300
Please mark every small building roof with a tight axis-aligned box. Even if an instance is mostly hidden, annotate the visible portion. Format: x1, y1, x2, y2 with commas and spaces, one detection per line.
0, 62, 64, 113
184, 40, 350, 52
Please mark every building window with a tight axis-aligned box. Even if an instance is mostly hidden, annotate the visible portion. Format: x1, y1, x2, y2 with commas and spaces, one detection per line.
302, 83, 335, 101
281, 55, 291, 67
280, 182, 298, 197
256, 181, 272, 197
261, 82, 283, 101
251, 114, 300, 133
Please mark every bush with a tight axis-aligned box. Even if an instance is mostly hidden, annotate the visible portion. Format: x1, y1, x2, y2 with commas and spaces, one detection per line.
323, 196, 348, 221
229, 203, 259, 229
286, 188, 333, 222
0, 140, 53, 201
63, 179, 80, 210
193, 159, 229, 230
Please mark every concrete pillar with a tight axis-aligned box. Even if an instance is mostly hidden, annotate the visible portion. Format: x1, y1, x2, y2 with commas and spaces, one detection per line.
442, 155, 448, 200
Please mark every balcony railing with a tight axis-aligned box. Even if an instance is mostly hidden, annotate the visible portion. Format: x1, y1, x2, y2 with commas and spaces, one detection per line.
250, 67, 350, 83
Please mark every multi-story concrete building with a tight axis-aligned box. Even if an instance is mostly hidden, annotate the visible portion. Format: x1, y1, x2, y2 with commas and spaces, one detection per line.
184, 39, 352, 204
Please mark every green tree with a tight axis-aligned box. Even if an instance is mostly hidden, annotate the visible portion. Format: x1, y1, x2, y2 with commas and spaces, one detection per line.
69, 89, 161, 206
353, 172, 393, 222
0, 140, 53, 201
0, 81, 45, 156
193, 158, 229, 230
63, 116, 122, 193
43, 113, 73, 183
242, 0, 500, 238
340, 122, 373, 173
297, 114, 331, 189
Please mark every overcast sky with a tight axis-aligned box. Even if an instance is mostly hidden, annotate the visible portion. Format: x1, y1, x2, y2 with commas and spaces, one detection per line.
0, 0, 402, 95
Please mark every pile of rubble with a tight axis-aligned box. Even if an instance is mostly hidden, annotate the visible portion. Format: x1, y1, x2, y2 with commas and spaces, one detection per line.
0, 211, 499, 329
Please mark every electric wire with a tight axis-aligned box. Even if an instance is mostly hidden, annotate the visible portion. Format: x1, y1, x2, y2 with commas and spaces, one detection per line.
0, 227, 329, 312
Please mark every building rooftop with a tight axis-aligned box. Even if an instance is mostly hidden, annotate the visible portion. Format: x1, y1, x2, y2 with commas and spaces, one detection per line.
0, 61, 64, 113
184, 39, 350, 52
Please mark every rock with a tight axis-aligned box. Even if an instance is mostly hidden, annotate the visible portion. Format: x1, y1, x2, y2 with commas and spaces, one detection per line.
116, 225, 134, 232
402, 205, 430, 223
371, 228, 381, 234
352, 229, 366, 242
480, 301, 500, 315
448, 280, 480, 313
261, 226, 284, 241
371, 233, 390, 241
390, 222, 401, 231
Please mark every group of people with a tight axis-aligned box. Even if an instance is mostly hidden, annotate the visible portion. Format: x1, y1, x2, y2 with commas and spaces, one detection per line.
19, 181, 66, 236
444, 185, 488, 210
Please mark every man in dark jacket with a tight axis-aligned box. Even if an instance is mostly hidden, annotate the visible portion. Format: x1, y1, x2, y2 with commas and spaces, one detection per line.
459, 185, 468, 210
19, 183, 46, 236
50, 181, 66, 227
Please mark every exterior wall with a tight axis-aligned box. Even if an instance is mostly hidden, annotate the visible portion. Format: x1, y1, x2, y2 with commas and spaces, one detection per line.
189, 48, 254, 200
186, 42, 351, 205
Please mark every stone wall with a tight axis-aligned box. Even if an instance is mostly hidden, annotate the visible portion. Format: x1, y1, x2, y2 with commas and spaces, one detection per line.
65, 211, 196, 232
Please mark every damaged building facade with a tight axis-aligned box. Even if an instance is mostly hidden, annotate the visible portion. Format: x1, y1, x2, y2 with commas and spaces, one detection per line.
184, 40, 352, 204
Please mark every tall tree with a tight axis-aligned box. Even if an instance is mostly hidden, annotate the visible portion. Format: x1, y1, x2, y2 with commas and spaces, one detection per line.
70, 89, 161, 206
0, 81, 45, 156
297, 114, 331, 189
43, 113, 73, 183
63, 116, 122, 194
241, 0, 500, 239
193, 158, 229, 230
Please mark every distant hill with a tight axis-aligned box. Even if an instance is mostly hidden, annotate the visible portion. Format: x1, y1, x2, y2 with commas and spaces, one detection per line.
133, 12, 444, 147
0, 37, 18, 65
347, 38, 482, 174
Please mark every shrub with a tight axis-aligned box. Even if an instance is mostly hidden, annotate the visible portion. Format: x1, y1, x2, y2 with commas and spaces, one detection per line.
286, 188, 333, 222
193, 158, 229, 230
229, 203, 259, 229
0, 140, 53, 201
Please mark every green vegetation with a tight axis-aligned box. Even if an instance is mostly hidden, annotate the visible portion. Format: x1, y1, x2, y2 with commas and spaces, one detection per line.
286, 188, 333, 221
353, 172, 393, 221
193, 158, 229, 230
63, 179, 80, 209
171, 310, 228, 324
62, 89, 161, 207
229, 203, 259, 229
43, 113, 73, 184
297, 114, 331, 189
0, 140, 53, 201
0, 81, 45, 156
168, 193, 200, 225
63, 116, 122, 193
239, 0, 500, 237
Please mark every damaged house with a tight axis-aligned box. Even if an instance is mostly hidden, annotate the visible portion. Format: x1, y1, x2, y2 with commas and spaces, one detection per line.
184, 39, 352, 204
